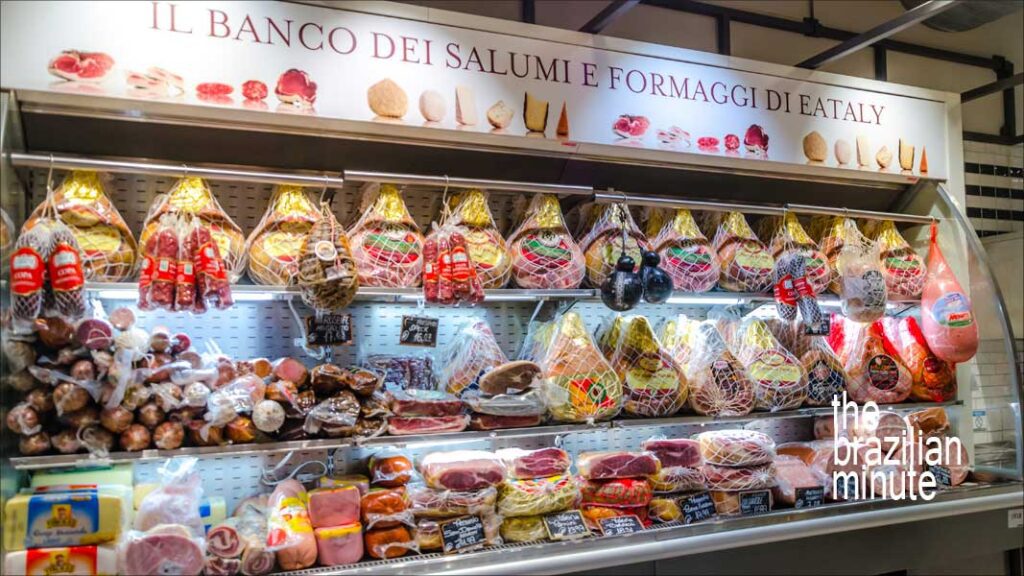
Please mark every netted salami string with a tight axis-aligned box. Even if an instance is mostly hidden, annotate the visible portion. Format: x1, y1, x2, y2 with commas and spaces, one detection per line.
757, 213, 830, 295
47, 221, 87, 320
138, 214, 178, 311
192, 218, 233, 310
10, 222, 53, 332
175, 217, 198, 313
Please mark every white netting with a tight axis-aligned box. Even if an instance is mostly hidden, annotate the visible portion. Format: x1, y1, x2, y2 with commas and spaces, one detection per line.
697, 429, 776, 467
880, 316, 955, 402
578, 203, 649, 287
297, 204, 360, 312
648, 208, 719, 293
609, 315, 688, 417
538, 312, 622, 423
443, 188, 512, 289
422, 219, 485, 305
245, 185, 322, 286
349, 183, 425, 288
764, 213, 827, 332
138, 176, 246, 282
596, 314, 624, 359
25, 171, 137, 282
790, 327, 848, 407
838, 318, 912, 404
834, 218, 887, 322
756, 213, 829, 294
730, 318, 806, 411
187, 216, 234, 312
498, 475, 580, 517
658, 314, 696, 374
683, 321, 755, 417
809, 215, 846, 294
862, 219, 926, 298
649, 467, 705, 493
440, 321, 508, 396
138, 213, 179, 312
701, 462, 776, 491
506, 194, 585, 289
704, 211, 774, 292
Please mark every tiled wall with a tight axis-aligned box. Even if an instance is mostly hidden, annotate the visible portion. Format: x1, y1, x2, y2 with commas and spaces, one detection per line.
970, 337, 1022, 469
964, 141, 1024, 238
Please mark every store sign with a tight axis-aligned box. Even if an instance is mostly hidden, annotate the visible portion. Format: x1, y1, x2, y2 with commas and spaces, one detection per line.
400, 315, 438, 347
439, 516, 486, 554
305, 313, 352, 346
680, 491, 717, 524
0, 1, 948, 178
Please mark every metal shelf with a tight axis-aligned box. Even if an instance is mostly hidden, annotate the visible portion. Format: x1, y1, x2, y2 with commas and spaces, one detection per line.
7, 401, 960, 471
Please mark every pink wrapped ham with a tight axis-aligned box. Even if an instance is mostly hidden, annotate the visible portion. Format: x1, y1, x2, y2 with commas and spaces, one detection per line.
697, 430, 775, 467
771, 455, 828, 506
419, 450, 506, 491
122, 524, 205, 576
308, 486, 361, 529
497, 447, 571, 480
315, 523, 363, 566
577, 451, 661, 480
389, 389, 463, 417
701, 462, 776, 491
641, 438, 701, 468
387, 415, 469, 436
407, 485, 497, 518
921, 221, 978, 363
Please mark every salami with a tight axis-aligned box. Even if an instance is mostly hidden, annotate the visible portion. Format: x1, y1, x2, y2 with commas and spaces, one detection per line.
46, 222, 86, 320
10, 222, 52, 332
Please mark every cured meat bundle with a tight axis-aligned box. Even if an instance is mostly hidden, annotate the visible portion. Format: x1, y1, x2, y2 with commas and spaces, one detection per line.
793, 332, 848, 407
659, 314, 697, 374
419, 450, 506, 491
683, 321, 755, 417
577, 451, 661, 479
415, 515, 501, 552
706, 211, 774, 292
836, 220, 888, 322
641, 438, 701, 468
537, 312, 622, 423
407, 485, 497, 518
422, 221, 484, 305
579, 203, 649, 287
731, 319, 806, 411
921, 221, 978, 363
581, 504, 650, 529
388, 415, 469, 435
246, 185, 322, 286
498, 475, 580, 517
697, 430, 775, 467
881, 316, 955, 402
649, 466, 706, 493
496, 447, 571, 479
139, 177, 246, 282
772, 455, 829, 506
609, 315, 688, 417
702, 462, 775, 491
47, 221, 87, 319
444, 188, 511, 288
757, 213, 829, 295
809, 215, 848, 294
266, 479, 317, 570
839, 319, 912, 404
138, 214, 178, 311
500, 516, 547, 543
24, 171, 137, 281
597, 314, 624, 359
648, 208, 719, 293
507, 194, 585, 289
297, 204, 359, 312
579, 477, 652, 507
863, 219, 926, 298
122, 524, 205, 576
349, 184, 424, 288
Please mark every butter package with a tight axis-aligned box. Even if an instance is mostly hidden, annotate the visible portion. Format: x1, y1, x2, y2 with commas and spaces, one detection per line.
3, 544, 118, 576
3, 489, 129, 551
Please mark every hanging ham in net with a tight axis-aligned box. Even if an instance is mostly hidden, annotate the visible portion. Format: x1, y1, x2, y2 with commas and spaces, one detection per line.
683, 321, 755, 417
880, 316, 955, 402
835, 218, 887, 323
297, 204, 359, 312
609, 315, 688, 417
579, 203, 648, 287
139, 176, 246, 282
659, 314, 696, 374
444, 188, 511, 289
921, 221, 978, 363
730, 319, 806, 411
349, 183, 425, 288
706, 211, 774, 292
24, 171, 136, 282
648, 208, 718, 293
809, 215, 847, 294
507, 194, 585, 289
758, 212, 829, 295
537, 311, 622, 423
441, 321, 508, 396
839, 318, 911, 404
789, 327, 848, 407
863, 219, 926, 298
246, 185, 322, 286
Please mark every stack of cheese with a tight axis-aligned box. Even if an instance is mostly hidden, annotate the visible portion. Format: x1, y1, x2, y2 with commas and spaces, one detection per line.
642, 438, 708, 523
495, 447, 577, 543
414, 450, 506, 552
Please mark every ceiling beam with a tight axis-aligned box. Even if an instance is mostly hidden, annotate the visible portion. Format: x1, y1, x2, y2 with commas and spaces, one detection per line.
580, 0, 640, 34
962, 72, 1024, 103
796, 0, 958, 69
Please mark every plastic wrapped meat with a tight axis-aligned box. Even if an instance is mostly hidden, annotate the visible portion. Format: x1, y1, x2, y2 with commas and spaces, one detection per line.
577, 451, 661, 480
24, 171, 137, 281
445, 189, 511, 288
581, 505, 648, 530
364, 354, 437, 391
707, 211, 774, 292
389, 389, 463, 417
881, 316, 955, 402
835, 219, 887, 322
648, 497, 682, 523
368, 455, 414, 488
420, 451, 507, 491
683, 322, 755, 417
469, 413, 543, 430
497, 475, 580, 517
921, 221, 978, 363
465, 389, 545, 417
650, 466, 705, 493
296, 206, 358, 312
349, 184, 424, 288
364, 525, 417, 559
731, 319, 806, 411
757, 213, 829, 295
641, 438, 701, 468
360, 488, 412, 530
579, 203, 649, 287
648, 208, 718, 293
697, 430, 776, 467
842, 320, 911, 404
659, 314, 696, 374
906, 407, 950, 439
247, 185, 321, 286
387, 415, 468, 436
121, 525, 205, 576
579, 477, 652, 507
441, 321, 508, 396
500, 515, 547, 543
538, 312, 622, 423
771, 456, 828, 506
863, 219, 926, 298
496, 447, 571, 480
933, 437, 970, 486
702, 462, 776, 491
415, 514, 500, 552
609, 316, 688, 417
507, 194, 585, 289
478, 361, 541, 396
407, 485, 497, 519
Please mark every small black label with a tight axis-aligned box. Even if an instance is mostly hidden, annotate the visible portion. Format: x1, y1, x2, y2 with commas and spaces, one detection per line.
306, 313, 353, 346
795, 487, 825, 509
835, 474, 858, 500
440, 516, 486, 554
930, 465, 952, 487
543, 510, 590, 541
739, 490, 772, 516
680, 491, 717, 524
598, 515, 643, 536
804, 314, 831, 336
400, 315, 439, 347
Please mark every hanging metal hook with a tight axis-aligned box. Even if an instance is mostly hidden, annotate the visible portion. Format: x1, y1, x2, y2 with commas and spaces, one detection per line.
319, 173, 336, 206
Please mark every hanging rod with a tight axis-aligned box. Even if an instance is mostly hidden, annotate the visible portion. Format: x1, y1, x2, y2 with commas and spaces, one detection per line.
593, 190, 786, 216
344, 170, 593, 196
784, 203, 934, 225
7, 152, 345, 189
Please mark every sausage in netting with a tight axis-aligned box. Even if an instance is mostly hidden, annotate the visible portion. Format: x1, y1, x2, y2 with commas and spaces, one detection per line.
10, 224, 51, 329
422, 236, 439, 303
48, 223, 86, 320
449, 231, 472, 301
150, 217, 179, 310
175, 219, 198, 312
437, 236, 454, 305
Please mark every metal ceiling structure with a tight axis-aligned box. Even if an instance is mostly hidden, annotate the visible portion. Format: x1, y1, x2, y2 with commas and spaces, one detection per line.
579, 0, 641, 34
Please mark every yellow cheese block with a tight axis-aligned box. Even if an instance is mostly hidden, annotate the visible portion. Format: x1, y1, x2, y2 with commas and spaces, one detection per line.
3, 544, 118, 576
31, 466, 133, 489
4, 489, 128, 551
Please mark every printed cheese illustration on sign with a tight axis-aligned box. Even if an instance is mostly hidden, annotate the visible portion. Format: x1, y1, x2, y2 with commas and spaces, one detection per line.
455, 86, 477, 126
856, 136, 871, 167
556, 103, 569, 137
487, 101, 513, 129
899, 139, 915, 171
524, 92, 549, 133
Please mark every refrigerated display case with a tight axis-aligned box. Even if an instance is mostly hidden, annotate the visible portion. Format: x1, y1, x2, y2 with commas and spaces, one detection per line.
0, 2, 1021, 575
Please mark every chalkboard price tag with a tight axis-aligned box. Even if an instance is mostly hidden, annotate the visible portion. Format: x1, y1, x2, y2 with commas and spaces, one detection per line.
835, 474, 857, 500
440, 516, 486, 554
306, 313, 353, 346
795, 487, 825, 509
400, 315, 439, 347
680, 491, 717, 524
598, 515, 643, 536
543, 510, 590, 541
739, 490, 772, 516
930, 465, 952, 487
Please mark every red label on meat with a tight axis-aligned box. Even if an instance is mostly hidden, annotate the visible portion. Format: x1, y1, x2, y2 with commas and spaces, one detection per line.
197, 241, 226, 280
153, 257, 176, 283
48, 243, 85, 292
867, 355, 900, 391
10, 246, 45, 296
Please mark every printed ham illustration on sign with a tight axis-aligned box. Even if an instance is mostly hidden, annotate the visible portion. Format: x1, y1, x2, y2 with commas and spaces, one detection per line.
48, 50, 114, 82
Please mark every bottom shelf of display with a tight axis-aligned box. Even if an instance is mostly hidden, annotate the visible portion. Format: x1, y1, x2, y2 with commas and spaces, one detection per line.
273, 483, 1022, 576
